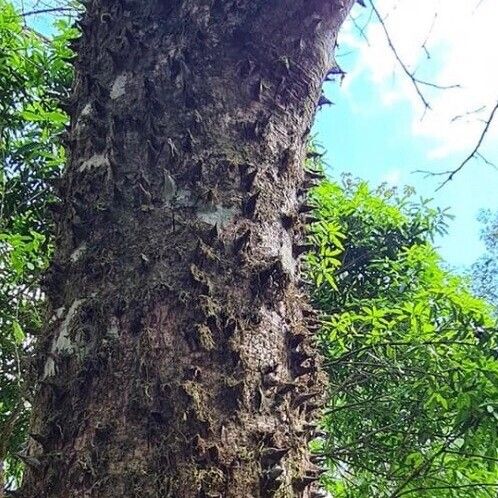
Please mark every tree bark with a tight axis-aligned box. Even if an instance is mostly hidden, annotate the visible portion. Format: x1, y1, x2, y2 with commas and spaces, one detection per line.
20, 1, 353, 496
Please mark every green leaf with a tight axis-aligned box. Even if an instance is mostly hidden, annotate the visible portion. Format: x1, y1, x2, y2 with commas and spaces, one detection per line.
12, 321, 25, 344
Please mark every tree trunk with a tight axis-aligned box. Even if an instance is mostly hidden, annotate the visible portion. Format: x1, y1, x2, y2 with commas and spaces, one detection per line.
20, 1, 353, 496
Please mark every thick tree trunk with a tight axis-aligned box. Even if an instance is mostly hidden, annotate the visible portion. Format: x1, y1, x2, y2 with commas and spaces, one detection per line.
20, 1, 353, 496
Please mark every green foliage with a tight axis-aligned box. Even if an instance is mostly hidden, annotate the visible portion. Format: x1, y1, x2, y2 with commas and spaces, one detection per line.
309, 176, 498, 497
0, 1, 74, 486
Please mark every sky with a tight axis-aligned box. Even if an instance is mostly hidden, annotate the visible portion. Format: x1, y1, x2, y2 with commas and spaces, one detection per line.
315, 0, 498, 269
18, 0, 498, 269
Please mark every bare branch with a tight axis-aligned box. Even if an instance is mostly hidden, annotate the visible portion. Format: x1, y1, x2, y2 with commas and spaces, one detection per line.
475, 152, 497, 169
349, 6, 374, 46
436, 100, 498, 190
350, 13, 370, 45
370, 0, 430, 110
366, 0, 493, 186
370, 0, 460, 112
474, 0, 488, 12
450, 105, 486, 123
20, 7, 77, 17
417, 80, 460, 91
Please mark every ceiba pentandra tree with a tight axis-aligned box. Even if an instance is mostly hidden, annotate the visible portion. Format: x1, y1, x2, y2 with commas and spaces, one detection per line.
20, 0, 354, 496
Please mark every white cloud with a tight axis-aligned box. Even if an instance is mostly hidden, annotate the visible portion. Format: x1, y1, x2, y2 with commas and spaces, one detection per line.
340, 0, 498, 159
382, 169, 402, 186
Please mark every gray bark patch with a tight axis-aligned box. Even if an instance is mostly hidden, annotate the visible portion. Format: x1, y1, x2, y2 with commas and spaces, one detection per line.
78, 153, 110, 173
110, 73, 128, 99
197, 205, 238, 227
43, 299, 85, 378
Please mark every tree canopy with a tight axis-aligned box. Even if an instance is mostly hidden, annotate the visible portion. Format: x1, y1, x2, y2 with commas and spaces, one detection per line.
0, 2, 75, 485
308, 177, 498, 497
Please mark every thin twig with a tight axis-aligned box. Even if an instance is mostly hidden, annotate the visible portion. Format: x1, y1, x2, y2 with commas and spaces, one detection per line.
398, 483, 498, 497
370, 0, 460, 112
350, 13, 371, 45
389, 426, 475, 498
475, 152, 497, 169
369, 0, 494, 187
20, 7, 77, 17
421, 13, 438, 60
327, 340, 480, 365
450, 105, 486, 123
474, 0, 487, 12
370, 0, 430, 110
22, 25, 51, 43
436, 100, 498, 190
443, 449, 498, 463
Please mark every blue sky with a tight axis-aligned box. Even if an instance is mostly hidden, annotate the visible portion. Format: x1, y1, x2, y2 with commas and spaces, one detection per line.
315, 0, 498, 269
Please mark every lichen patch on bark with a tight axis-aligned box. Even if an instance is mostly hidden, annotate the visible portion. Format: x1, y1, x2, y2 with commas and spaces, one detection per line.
78, 153, 109, 172
197, 205, 238, 227
110, 73, 129, 99
70, 242, 87, 262
43, 299, 85, 378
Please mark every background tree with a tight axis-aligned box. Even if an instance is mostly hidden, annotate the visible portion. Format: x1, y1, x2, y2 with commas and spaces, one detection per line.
472, 210, 498, 314
0, 3, 74, 489
308, 176, 498, 497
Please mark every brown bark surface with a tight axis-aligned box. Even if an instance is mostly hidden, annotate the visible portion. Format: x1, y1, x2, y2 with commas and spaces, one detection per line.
20, 1, 353, 496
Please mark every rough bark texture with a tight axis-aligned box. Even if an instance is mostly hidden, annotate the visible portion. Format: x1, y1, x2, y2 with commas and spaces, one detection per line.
20, 1, 353, 496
